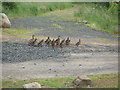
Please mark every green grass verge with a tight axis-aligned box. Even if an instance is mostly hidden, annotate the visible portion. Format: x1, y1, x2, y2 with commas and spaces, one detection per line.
2, 2, 73, 19
2, 28, 38, 38
74, 3, 118, 35
2, 73, 118, 88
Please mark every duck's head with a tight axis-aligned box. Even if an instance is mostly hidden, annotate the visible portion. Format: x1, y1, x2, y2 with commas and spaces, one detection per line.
32, 35, 35, 38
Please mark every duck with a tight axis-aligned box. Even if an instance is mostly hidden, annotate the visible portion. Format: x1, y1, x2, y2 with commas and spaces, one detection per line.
46, 39, 51, 46
51, 39, 55, 45
37, 39, 44, 47
55, 36, 60, 46
31, 38, 37, 46
65, 37, 70, 45
75, 39, 81, 47
51, 39, 55, 48
60, 39, 65, 48
28, 35, 35, 46
45, 37, 50, 44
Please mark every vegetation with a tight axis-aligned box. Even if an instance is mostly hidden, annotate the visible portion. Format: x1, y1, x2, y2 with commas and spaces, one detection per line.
74, 2, 118, 35
1, 2, 119, 35
2, 74, 118, 88
2, 2, 73, 18
2, 28, 38, 38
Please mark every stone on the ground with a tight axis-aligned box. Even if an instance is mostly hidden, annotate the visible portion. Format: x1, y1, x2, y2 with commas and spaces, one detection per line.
0, 13, 11, 28
73, 75, 92, 88
23, 82, 41, 88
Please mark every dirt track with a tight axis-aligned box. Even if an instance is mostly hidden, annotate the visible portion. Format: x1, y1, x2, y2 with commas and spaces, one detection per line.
2, 6, 118, 80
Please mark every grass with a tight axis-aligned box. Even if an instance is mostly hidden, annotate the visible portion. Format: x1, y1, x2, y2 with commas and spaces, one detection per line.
2, 28, 38, 38
2, 28, 56, 40
52, 24, 63, 29
2, 2, 73, 19
2, 73, 119, 88
74, 3, 118, 35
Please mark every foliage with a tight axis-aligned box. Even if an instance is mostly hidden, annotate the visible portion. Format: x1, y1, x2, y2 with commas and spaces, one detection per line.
2, 74, 118, 88
2, 2, 17, 10
74, 2, 118, 35
2, 28, 38, 38
2, 2, 73, 18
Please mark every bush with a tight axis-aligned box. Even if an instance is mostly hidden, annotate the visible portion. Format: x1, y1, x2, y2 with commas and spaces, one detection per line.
2, 2, 17, 10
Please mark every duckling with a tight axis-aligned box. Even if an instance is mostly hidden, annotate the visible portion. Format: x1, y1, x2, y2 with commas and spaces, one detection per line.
37, 39, 44, 47
31, 38, 37, 46
46, 39, 51, 46
55, 36, 60, 46
45, 37, 50, 44
65, 37, 70, 45
56, 39, 60, 46
51, 39, 55, 48
60, 39, 65, 48
75, 39, 81, 47
51, 39, 55, 45
28, 35, 35, 45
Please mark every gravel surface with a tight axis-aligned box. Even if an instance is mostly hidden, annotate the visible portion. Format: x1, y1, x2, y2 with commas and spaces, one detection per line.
2, 7, 118, 79
10, 16, 117, 40
2, 41, 118, 79
2, 42, 118, 63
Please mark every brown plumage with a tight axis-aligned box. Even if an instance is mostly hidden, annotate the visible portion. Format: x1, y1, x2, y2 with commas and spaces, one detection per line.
28, 35, 35, 45
55, 36, 60, 46
75, 39, 81, 47
31, 38, 37, 46
60, 39, 65, 48
65, 37, 70, 45
45, 37, 50, 44
37, 39, 44, 47
56, 39, 60, 46
51, 39, 55, 48
51, 39, 55, 45
46, 39, 51, 46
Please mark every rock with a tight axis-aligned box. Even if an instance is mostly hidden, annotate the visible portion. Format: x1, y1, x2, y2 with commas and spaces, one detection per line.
0, 13, 11, 28
23, 82, 41, 88
22, 66, 25, 69
34, 63, 36, 65
73, 75, 92, 88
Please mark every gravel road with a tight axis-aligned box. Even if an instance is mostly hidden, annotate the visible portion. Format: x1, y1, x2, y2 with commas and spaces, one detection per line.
2, 7, 118, 80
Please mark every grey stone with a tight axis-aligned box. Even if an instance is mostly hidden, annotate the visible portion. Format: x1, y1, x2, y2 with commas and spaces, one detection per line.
0, 13, 11, 28
23, 82, 41, 88
73, 75, 92, 88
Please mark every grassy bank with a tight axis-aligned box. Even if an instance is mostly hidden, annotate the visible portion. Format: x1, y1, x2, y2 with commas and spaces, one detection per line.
2, 28, 37, 38
74, 3, 118, 35
2, 74, 118, 88
2, 2, 73, 18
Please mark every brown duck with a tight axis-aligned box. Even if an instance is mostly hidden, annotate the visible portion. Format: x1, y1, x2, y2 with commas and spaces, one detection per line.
46, 39, 51, 46
37, 39, 44, 47
65, 37, 70, 45
75, 39, 81, 47
60, 39, 65, 48
31, 38, 37, 46
28, 35, 35, 45
51, 39, 55, 48
45, 37, 50, 44
55, 36, 60, 46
